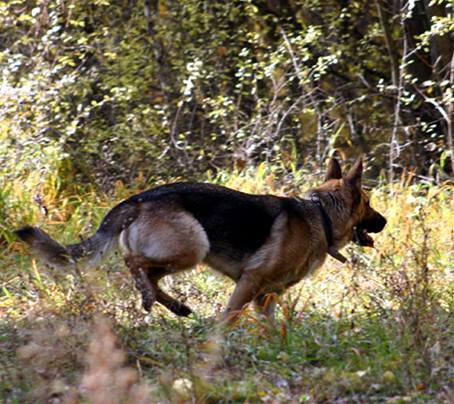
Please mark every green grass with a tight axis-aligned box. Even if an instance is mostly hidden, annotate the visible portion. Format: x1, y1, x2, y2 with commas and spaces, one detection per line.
0, 168, 453, 402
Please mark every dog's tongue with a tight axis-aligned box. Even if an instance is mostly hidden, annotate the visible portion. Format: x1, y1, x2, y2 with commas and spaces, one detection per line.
362, 230, 374, 247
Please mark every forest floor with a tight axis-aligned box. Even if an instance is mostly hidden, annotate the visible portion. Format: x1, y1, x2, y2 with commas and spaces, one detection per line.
1, 169, 453, 403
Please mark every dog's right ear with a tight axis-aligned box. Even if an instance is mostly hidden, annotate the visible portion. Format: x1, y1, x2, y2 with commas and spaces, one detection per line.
345, 157, 363, 189
325, 157, 342, 181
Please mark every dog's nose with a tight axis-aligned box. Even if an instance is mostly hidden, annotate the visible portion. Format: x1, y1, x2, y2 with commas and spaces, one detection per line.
375, 215, 387, 232
366, 213, 387, 233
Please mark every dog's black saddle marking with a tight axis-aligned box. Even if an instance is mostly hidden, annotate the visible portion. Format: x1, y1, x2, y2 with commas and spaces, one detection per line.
127, 182, 284, 260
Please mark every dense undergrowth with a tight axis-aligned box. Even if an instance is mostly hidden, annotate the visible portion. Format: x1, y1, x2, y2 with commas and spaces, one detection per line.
0, 167, 453, 402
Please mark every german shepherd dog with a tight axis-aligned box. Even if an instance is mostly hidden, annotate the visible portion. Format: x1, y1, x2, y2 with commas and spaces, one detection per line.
15, 158, 386, 321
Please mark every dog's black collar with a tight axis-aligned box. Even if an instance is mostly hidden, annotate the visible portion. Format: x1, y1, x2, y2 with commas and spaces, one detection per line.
309, 194, 348, 264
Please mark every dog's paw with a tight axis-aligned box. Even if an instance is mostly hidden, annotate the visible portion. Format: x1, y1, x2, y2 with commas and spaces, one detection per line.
142, 294, 156, 312
170, 302, 193, 317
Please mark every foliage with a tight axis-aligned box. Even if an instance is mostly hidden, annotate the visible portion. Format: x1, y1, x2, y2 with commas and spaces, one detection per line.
1, 0, 453, 193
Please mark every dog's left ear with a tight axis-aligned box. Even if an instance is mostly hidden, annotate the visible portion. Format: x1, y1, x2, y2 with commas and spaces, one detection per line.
345, 157, 363, 189
325, 157, 342, 181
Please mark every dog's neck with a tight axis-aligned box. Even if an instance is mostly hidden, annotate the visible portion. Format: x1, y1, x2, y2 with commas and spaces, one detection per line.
307, 193, 348, 264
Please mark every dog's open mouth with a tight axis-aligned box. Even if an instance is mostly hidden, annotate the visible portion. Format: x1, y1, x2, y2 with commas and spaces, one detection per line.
353, 226, 374, 247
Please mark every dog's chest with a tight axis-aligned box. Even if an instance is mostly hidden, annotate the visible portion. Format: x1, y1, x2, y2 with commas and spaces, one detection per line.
280, 255, 327, 288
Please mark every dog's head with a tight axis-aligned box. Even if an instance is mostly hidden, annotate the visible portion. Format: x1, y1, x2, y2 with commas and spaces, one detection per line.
316, 157, 387, 248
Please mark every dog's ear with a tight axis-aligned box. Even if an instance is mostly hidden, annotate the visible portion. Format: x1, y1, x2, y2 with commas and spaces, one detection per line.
345, 157, 363, 189
325, 157, 342, 181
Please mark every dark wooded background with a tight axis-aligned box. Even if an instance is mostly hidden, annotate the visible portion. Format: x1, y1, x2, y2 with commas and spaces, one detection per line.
1, 0, 453, 188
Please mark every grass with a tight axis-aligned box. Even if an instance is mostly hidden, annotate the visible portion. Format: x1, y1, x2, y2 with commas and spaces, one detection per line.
0, 166, 453, 402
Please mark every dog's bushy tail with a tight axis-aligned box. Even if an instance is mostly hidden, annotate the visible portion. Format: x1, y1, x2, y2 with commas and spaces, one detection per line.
15, 201, 139, 267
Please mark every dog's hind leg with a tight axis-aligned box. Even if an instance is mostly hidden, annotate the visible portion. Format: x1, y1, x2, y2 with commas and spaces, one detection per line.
125, 256, 193, 316
125, 255, 157, 311
146, 267, 193, 317
123, 205, 209, 316
154, 287, 192, 317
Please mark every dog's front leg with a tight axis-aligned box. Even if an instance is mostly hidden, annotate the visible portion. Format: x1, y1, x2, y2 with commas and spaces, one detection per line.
253, 293, 277, 323
222, 272, 262, 323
